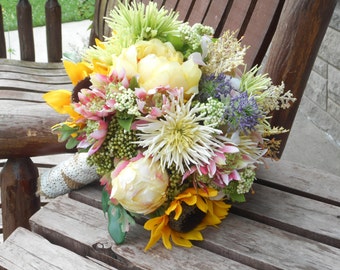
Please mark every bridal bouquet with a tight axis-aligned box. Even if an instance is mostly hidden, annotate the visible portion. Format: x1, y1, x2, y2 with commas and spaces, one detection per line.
44, 0, 295, 250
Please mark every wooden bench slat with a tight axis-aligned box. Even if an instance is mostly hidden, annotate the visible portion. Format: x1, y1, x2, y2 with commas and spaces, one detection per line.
0, 91, 50, 103
0, 72, 70, 84
0, 81, 71, 93
233, 183, 340, 248
162, 0, 179, 11
198, 213, 340, 270
241, 0, 282, 67
202, 0, 232, 31
30, 195, 254, 270
0, 102, 68, 158
65, 186, 340, 269
185, 0, 212, 25
0, 227, 115, 270
221, 0, 253, 34
175, 0, 195, 22
256, 159, 340, 206
36, 184, 340, 269
0, 59, 64, 69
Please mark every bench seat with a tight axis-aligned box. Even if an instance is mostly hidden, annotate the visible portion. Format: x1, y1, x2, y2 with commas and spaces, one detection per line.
22, 162, 340, 269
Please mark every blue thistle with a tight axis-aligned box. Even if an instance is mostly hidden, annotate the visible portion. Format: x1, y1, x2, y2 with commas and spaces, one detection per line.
224, 91, 262, 133
197, 74, 240, 102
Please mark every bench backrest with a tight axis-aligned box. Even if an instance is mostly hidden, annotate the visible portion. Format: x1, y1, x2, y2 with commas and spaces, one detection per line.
0, 0, 336, 159
0, 0, 62, 62
90, 0, 336, 157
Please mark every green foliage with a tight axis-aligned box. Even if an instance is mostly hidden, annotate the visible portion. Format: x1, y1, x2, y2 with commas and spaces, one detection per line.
102, 189, 135, 245
1, 0, 95, 31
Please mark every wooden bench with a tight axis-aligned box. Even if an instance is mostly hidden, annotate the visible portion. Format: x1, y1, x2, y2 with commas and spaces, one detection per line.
1, 0, 339, 269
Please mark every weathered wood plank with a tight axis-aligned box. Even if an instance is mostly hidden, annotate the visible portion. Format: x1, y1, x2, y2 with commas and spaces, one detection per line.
233, 183, 340, 248
162, 0, 179, 11
0, 227, 115, 270
30, 195, 254, 270
197, 213, 340, 270
241, 0, 282, 67
185, 0, 211, 25
0, 81, 71, 93
69, 182, 103, 209
0, 59, 65, 71
70, 182, 340, 269
257, 159, 340, 206
202, 0, 231, 32
0, 102, 70, 158
0, 72, 70, 84
262, 0, 337, 157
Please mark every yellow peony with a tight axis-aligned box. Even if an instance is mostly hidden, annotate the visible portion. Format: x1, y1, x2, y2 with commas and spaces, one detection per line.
111, 39, 201, 98
110, 155, 169, 215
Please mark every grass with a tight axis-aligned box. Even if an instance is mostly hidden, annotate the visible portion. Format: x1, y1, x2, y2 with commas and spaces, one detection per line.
1, 0, 95, 31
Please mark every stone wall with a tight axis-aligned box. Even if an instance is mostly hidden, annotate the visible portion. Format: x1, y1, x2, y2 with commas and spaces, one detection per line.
299, 1, 340, 146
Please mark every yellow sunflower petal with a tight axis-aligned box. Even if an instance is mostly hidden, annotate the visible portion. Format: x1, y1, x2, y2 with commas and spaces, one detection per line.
171, 232, 193, 248
195, 196, 208, 213
161, 226, 172, 250
173, 203, 183, 220
212, 201, 231, 219
43, 90, 72, 114
165, 200, 178, 215
182, 195, 197, 206
181, 229, 203, 241
144, 216, 168, 251
63, 60, 92, 85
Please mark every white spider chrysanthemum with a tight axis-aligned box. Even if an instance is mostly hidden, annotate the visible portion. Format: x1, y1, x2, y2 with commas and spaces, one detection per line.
136, 93, 225, 174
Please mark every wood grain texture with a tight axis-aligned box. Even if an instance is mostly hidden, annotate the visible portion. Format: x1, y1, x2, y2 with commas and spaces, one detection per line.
16, 0, 35, 61
33, 187, 340, 269
45, 0, 62, 62
233, 183, 340, 248
256, 159, 340, 206
0, 158, 40, 240
0, 227, 115, 270
263, 0, 337, 157
0, 5, 6, 58
0, 102, 71, 158
30, 195, 254, 270
71, 182, 340, 269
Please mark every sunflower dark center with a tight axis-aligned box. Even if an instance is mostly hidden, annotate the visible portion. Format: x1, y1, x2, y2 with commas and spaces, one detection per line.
72, 77, 92, 102
168, 203, 206, 233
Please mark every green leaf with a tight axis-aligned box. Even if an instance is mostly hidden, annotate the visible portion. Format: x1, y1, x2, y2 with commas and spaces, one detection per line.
65, 137, 79, 149
118, 117, 133, 131
107, 204, 126, 245
166, 34, 184, 51
101, 188, 110, 215
230, 193, 246, 203
58, 125, 78, 142
129, 76, 139, 90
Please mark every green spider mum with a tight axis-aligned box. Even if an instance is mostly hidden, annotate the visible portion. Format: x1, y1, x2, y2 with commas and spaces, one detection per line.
107, 0, 181, 52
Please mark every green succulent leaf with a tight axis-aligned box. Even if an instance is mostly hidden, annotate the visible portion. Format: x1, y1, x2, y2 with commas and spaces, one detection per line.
101, 188, 110, 215
107, 204, 126, 245
65, 136, 79, 149
118, 117, 134, 131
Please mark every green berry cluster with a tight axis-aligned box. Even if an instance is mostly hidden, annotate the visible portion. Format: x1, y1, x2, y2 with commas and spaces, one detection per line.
166, 166, 189, 203
200, 97, 225, 127
87, 118, 138, 175
178, 22, 214, 58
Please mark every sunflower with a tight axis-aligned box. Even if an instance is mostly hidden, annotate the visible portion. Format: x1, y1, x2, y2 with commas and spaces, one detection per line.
144, 187, 231, 250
